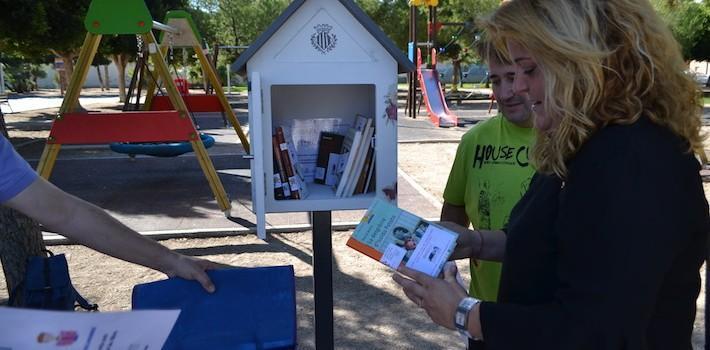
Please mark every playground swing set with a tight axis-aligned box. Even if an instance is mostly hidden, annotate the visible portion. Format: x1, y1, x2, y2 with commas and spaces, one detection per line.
116, 10, 238, 156
36, 0, 249, 214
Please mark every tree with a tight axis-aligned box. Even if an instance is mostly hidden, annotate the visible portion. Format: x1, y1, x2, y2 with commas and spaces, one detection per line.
0, 94, 45, 298
100, 36, 138, 103
97, 0, 188, 102
0, 1, 90, 100
92, 54, 111, 91
654, 0, 710, 63
0, 208, 46, 299
0, 0, 184, 299
193, 0, 289, 48
440, 42, 475, 91
357, 0, 412, 50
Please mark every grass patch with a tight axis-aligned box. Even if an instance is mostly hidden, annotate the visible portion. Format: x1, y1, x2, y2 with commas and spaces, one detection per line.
397, 82, 490, 90
704, 97, 709, 106
223, 85, 248, 93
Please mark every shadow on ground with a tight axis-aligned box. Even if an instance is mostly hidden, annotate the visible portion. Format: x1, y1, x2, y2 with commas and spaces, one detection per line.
169, 233, 466, 350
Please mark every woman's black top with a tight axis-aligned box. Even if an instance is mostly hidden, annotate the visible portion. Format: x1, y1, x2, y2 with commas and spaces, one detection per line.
479, 117, 709, 350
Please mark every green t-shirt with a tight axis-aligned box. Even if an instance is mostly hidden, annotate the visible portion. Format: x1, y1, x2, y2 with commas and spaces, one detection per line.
443, 114, 535, 301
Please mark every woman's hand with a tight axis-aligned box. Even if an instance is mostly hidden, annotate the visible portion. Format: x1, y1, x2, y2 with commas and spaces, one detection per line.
393, 263, 468, 329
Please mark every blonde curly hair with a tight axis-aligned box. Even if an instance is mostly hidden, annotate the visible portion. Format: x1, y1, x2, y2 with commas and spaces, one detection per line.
480, 0, 705, 178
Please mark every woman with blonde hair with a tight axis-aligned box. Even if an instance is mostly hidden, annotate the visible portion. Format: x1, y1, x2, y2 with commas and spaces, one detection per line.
394, 0, 709, 349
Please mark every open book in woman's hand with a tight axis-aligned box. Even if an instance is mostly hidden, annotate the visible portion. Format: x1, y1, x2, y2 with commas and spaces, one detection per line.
347, 199, 458, 277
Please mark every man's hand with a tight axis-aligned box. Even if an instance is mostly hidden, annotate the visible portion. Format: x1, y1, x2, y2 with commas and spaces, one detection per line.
161, 254, 227, 293
6, 177, 229, 293
438, 221, 477, 260
393, 264, 468, 329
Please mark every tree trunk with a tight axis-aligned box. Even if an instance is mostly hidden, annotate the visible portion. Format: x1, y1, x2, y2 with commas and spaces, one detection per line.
95, 66, 104, 91
60, 52, 85, 111
103, 65, 110, 91
0, 110, 7, 137
452, 59, 461, 92
61, 53, 75, 93
0, 207, 46, 300
112, 54, 127, 103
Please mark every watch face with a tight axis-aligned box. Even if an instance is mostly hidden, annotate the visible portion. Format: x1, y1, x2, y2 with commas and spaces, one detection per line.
455, 313, 465, 327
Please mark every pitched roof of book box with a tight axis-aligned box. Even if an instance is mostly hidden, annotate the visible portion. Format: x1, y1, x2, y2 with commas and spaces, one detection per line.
231, 0, 415, 74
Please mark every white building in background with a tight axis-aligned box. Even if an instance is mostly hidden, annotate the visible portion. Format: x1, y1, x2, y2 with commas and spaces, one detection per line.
689, 60, 709, 87
36, 62, 134, 89
690, 60, 709, 75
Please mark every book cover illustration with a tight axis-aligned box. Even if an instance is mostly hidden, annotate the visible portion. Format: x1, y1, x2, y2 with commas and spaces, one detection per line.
346, 199, 458, 277
314, 132, 344, 185
281, 118, 350, 183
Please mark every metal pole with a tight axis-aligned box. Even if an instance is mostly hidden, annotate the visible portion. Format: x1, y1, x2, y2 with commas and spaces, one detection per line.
409, 5, 417, 120
0, 62, 5, 95
312, 211, 334, 349
227, 64, 231, 95
151, 21, 179, 34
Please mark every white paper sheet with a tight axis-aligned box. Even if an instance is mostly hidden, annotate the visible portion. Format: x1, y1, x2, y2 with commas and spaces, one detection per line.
405, 225, 458, 277
0, 307, 179, 350
282, 118, 350, 183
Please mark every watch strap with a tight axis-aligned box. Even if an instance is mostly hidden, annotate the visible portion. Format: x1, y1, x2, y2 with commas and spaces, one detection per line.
454, 297, 481, 340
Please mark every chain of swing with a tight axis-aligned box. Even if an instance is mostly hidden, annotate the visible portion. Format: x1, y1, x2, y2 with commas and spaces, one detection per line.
123, 33, 188, 112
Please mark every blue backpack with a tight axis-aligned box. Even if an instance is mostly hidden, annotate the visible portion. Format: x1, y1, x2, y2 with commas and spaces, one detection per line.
9, 250, 97, 311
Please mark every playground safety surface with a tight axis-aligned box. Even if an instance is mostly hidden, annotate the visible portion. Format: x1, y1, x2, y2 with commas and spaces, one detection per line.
2, 88, 707, 349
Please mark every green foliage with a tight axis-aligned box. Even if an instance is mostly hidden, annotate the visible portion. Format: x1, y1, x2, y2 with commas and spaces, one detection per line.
1, 55, 47, 93
0, 0, 89, 59
437, 0, 499, 24
184, 7, 218, 46
356, 0, 411, 50
100, 0, 189, 62
91, 54, 111, 66
654, 0, 710, 62
0, 0, 190, 63
192, 0, 289, 48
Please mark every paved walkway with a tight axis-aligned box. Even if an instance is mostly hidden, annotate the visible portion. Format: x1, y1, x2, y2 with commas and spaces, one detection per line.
5, 88, 709, 242
0, 90, 119, 114
4, 89, 494, 242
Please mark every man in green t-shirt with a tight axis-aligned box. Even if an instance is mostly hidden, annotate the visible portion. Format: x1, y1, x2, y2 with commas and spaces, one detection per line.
442, 41, 535, 303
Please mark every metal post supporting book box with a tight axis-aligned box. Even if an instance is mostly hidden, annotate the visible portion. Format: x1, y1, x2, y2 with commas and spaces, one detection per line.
232, 0, 414, 348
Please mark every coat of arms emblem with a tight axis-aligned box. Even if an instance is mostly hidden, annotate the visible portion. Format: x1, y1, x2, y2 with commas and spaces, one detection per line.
311, 24, 338, 54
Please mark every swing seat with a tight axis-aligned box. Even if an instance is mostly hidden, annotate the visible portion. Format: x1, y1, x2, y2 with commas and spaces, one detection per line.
174, 78, 189, 95
110, 133, 215, 157
151, 95, 225, 113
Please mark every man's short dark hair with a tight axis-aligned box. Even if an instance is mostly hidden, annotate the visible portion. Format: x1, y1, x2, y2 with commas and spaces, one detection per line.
474, 37, 511, 65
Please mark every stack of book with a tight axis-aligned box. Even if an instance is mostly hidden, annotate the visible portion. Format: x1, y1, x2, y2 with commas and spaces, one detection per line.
272, 115, 376, 200
272, 127, 309, 200
331, 114, 376, 197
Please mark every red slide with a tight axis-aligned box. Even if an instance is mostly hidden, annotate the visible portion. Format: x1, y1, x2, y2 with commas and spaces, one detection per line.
417, 49, 457, 127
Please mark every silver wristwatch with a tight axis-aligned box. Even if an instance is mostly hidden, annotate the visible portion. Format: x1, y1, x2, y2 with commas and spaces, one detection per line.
454, 297, 481, 340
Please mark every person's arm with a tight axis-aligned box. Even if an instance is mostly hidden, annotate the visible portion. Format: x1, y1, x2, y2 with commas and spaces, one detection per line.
440, 202, 470, 227
437, 217, 507, 262
394, 264, 484, 338
440, 135, 507, 261
5, 177, 219, 292
441, 202, 475, 260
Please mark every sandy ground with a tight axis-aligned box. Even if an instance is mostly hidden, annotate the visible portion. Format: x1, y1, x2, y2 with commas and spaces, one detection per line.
0, 97, 708, 348
1, 142, 706, 349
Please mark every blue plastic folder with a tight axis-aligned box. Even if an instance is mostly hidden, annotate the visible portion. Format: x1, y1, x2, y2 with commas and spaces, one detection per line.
132, 266, 297, 350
